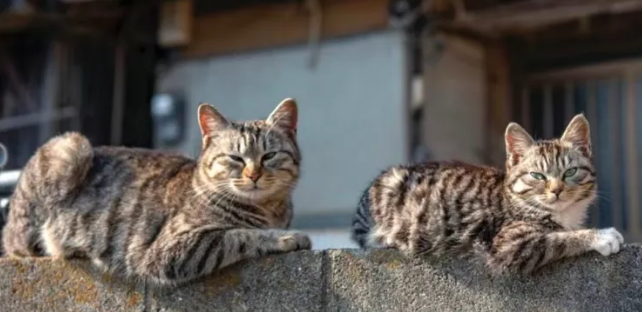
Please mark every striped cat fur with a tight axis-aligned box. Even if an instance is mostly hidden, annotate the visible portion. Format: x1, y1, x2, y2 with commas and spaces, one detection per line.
352, 114, 623, 274
2, 98, 310, 285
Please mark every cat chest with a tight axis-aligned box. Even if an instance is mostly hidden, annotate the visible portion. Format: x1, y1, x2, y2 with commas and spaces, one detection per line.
205, 206, 288, 229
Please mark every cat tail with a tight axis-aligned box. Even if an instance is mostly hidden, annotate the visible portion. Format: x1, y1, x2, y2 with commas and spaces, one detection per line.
351, 189, 374, 248
32, 132, 93, 201
2, 132, 92, 257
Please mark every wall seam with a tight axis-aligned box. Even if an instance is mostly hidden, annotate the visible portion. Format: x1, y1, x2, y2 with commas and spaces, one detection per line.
320, 250, 331, 312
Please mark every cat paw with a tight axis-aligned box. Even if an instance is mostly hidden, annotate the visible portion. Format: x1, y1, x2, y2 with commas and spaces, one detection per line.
591, 228, 624, 256
278, 232, 312, 252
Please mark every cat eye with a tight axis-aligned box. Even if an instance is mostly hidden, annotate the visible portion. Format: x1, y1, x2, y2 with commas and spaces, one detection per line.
563, 167, 578, 178
529, 172, 546, 181
228, 155, 244, 163
261, 152, 277, 162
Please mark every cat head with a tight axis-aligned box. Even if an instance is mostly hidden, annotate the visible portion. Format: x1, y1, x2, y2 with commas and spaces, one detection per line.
196, 98, 300, 202
504, 114, 596, 216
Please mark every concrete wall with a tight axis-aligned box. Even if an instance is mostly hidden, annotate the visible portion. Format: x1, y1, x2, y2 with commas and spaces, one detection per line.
2, 246, 641, 311
156, 31, 410, 218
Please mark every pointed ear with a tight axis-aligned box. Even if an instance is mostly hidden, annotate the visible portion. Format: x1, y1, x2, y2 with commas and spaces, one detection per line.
505, 122, 534, 167
561, 114, 591, 158
266, 98, 298, 134
197, 103, 229, 138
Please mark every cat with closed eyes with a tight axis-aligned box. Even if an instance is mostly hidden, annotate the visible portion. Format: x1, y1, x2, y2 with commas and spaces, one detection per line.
352, 114, 623, 274
2, 98, 311, 285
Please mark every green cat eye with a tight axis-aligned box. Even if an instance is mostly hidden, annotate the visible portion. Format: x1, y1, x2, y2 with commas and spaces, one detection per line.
564, 167, 578, 178
530, 172, 546, 180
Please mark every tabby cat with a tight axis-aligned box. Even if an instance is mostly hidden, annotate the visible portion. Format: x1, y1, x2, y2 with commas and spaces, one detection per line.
2, 98, 311, 285
352, 114, 623, 274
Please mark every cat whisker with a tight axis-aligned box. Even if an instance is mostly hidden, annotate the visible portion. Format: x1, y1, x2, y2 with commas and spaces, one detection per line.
189, 183, 231, 206
191, 183, 235, 208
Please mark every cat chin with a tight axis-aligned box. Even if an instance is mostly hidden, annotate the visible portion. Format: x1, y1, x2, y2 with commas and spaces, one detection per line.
537, 200, 575, 211
231, 187, 274, 201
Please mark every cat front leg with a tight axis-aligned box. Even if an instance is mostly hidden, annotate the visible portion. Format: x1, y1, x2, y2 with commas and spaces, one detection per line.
487, 221, 624, 274
135, 228, 311, 285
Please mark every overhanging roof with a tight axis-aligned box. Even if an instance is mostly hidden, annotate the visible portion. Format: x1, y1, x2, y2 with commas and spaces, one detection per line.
434, 0, 642, 36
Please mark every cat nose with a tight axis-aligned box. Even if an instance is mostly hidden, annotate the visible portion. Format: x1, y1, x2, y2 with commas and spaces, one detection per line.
245, 171, 262, 182
551, 187, 563, 197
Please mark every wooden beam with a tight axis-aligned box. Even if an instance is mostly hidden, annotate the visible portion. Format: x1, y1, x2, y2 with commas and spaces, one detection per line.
505, 10, 642, 72
449, 0, 642, 34
183, 0, 389, 58
59, 0, 114, 2
513, 35, 642, 72
0, 11, 121, 34
515, 11, 642, 43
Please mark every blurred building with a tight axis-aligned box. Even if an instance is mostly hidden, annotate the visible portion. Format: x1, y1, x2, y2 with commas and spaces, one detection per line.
423, 0, 642, 242
0, 0, 642, 248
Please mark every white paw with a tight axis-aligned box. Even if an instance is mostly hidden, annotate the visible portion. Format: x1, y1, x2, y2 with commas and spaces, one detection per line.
590, 228, 624, 256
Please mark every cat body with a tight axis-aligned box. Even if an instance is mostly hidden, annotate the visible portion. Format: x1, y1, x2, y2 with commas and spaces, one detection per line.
352, 114, 623, 274
2, 99, 311, 285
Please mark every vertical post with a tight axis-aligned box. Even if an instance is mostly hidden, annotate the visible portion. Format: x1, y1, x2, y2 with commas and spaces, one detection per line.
624, 73, 640, 241
586, 81, 600, 227
543, 84, 553, 139
608, 79, 623, 232
402, 30, 413, 163
39, 41, 63, 144
68, 47, 82, 132
111, 41, 126, 146
564, 82, 575, 121
520, 87, 531, 132
486, 43, 512, 166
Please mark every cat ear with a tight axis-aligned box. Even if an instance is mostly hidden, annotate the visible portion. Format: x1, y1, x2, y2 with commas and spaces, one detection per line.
266, 98, 298, 135
504, 122, 534, 166
197, 103, 229, 137
561, 113, 591, 158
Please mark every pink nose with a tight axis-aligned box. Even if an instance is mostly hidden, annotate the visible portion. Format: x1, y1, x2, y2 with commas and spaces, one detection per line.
245, 171, 262, 182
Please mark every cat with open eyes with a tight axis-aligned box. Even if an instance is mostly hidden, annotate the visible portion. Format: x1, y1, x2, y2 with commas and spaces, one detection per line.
352, 114, 623, 274
2, 98, 311, 285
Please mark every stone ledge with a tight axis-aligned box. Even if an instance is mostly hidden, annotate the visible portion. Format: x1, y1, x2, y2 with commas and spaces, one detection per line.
0, 258, 145, 311
2, 246, 642, 312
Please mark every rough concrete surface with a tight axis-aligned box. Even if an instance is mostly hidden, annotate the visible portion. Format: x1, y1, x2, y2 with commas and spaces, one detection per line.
147, 250, 325, 312
1, 246, 642, 312
328, 248, 642, 312
0, 258, 145, 312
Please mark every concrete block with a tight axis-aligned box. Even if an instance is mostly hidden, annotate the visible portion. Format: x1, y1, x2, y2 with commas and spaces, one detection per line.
147, 250, 325, 312
326, 247, 642, 312
0, 258, 145, 312
1, 246, 642, 311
